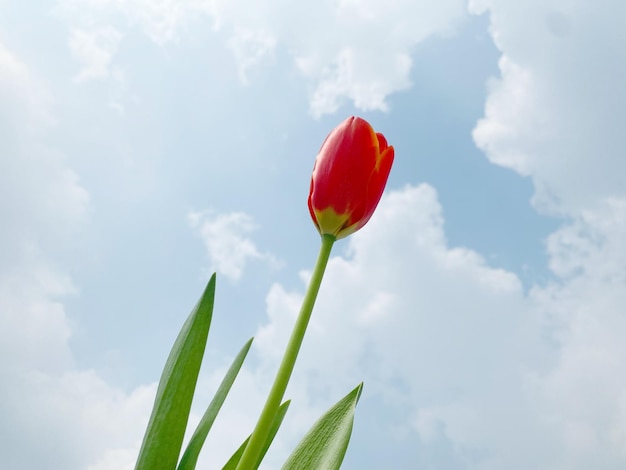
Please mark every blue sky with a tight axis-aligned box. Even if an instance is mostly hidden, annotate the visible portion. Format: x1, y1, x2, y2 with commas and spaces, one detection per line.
2, 1, 626, 469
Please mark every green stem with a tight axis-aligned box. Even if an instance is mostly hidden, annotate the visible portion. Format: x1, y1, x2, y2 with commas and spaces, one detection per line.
235, 234, 335, 470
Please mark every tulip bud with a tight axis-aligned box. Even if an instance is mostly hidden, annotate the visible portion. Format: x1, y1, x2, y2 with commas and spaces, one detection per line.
308, 116, 394, 240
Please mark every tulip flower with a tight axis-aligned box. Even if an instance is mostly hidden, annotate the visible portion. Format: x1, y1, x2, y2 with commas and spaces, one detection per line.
308, 116, 395, 240
239, 119, 393, 466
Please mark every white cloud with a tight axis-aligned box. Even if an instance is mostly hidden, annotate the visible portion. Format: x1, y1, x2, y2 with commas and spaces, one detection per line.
471, 0, 626, 215
525, 199, 626, 469
212, 0, 467, 116
248, 185, 534, 467
544, 198, 626, 280
242, 183, 626, 468
0, 364, 154, 469
0, 42, 52, 126
56, 0, 466, 115
0, 40, 152, 470
69, 26, 123, 82
56, 0, 216, 45
0, 265, 74, 376
228, 27, 277, 84
466, 4, 626, 463
305, 47, 412, 117
0, 42, 89, 265
189, 210, 280, 282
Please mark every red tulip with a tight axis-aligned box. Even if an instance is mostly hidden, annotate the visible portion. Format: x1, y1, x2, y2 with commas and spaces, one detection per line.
308, 116, 395, 240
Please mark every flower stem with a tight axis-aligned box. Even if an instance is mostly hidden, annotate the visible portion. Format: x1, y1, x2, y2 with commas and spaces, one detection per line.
235, 234, 335, 470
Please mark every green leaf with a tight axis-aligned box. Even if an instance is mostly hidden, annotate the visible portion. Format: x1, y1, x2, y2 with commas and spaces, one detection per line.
135, 274, 217, 470
281, 383, 363, 470
177, 337, 254, 470
222, 400, 291, 470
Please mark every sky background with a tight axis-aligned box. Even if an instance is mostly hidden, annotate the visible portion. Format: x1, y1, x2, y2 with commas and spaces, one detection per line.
2, 0, 626, 469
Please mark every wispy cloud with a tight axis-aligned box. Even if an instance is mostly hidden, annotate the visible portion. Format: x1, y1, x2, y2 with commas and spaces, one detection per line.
69, 27, 123, 82
189, 209, 281, 282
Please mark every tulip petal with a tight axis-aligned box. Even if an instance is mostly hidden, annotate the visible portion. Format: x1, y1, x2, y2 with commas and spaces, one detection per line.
308, 116, 394, 239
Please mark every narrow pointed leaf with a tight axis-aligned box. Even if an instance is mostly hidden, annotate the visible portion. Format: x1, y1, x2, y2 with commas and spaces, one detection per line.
135, 274, 217, 470
281, 383, 363, 470
177, 337, 254, 470
222, 400, 291, 470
